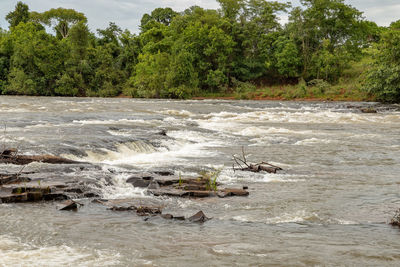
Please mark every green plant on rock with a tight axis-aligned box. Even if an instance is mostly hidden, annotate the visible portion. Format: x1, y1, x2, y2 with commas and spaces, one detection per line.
178, 172, 183, 187
200, 168, 222, 191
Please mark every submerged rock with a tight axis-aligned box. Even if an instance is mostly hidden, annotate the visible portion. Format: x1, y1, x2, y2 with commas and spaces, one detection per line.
218, 188, 249, 198
390, 209, 400, 226
161, 214, 173, 220
147, 181, 160, 190
126, 176, 152, 188
136, 206, 162, 216
360, 107, 377, 113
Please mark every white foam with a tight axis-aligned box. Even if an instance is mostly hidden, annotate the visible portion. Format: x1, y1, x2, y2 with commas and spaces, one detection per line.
0, 136, 27, 143
294, 138, 336, 145
159, 109, 195, 117
329, 218, 359, 225
249, 136, 291, 145
231, 210, 320, 224
167, 130, 225, 146
99, 173, 148, 199
163, 116, 187, 126
218, 168, 306, 184
265, 210, 320, 224
0, 235, 121, 267
72, 119, 150, 125
65, 138, 219, 167
196, 110, 400, 129
107, 130, 132, 137
0, 108, 30, 113
212, 243, 268, 257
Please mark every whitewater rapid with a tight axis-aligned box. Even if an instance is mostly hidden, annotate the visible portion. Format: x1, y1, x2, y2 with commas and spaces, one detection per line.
1, 96, 400, 266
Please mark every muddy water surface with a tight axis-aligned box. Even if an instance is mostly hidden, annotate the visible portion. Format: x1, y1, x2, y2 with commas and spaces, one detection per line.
0, 96, 400, 266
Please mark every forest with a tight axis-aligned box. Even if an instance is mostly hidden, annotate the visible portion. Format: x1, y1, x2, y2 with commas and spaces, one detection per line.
0, 0, 399, 102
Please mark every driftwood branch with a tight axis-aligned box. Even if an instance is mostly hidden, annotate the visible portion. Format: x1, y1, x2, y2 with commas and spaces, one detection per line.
232, 149, 282, 174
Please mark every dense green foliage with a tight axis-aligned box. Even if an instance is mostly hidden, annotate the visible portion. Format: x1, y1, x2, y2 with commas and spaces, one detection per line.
0, 0, 395, 101
365, 21, 400, 102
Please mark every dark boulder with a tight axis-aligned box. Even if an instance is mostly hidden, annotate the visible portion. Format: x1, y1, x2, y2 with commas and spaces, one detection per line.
188, 211, 211, 223
60, 200, 80, 211
126, 176, 151, 188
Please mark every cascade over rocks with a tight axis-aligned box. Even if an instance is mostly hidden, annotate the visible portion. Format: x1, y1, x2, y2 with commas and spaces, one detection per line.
0, 148, 253, 224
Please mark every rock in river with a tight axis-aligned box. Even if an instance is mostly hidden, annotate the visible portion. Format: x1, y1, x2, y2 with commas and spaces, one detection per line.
188, 211, 211, 223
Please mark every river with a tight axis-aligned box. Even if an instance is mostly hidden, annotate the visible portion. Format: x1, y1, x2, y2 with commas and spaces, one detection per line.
0, 96, 399, 266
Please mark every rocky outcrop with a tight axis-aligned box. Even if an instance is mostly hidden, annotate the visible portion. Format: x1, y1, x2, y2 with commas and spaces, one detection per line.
94, 198, 211, 223
1, 148, 82, 165
124, 172, 249, 199
188, 211, 211, 223
0, 172, 100, 204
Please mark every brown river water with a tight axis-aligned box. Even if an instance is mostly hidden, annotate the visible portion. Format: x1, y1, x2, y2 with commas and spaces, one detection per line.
0, 96, 400, 266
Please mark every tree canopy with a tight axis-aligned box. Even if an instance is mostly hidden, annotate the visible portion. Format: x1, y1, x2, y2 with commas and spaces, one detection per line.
0, 0, 395, 101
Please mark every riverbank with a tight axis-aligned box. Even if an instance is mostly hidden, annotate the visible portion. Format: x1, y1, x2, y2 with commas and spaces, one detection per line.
193, 83, 374, 102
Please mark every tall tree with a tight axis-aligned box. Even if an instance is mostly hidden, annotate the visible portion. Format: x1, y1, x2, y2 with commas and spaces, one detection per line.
365, 21, 400, 103
140, 7, 178, 32
287, 0, 366, 81
32, 8, 87, 39
5, 22, 64, 95
6, 1, 29, 28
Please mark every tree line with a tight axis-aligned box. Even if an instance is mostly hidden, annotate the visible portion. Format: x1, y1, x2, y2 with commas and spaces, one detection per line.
0, 0, 399, 102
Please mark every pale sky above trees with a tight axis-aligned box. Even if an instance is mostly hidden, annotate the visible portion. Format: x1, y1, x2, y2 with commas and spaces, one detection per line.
0, 0, 398, 32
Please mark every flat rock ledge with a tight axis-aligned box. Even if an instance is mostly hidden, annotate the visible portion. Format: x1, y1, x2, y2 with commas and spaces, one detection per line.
0, 173, 100, 204
126, 173, 249, 199
1, 148, 81, 165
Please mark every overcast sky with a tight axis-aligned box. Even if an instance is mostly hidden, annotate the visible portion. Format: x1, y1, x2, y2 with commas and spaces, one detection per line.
1, 0, 399, 33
